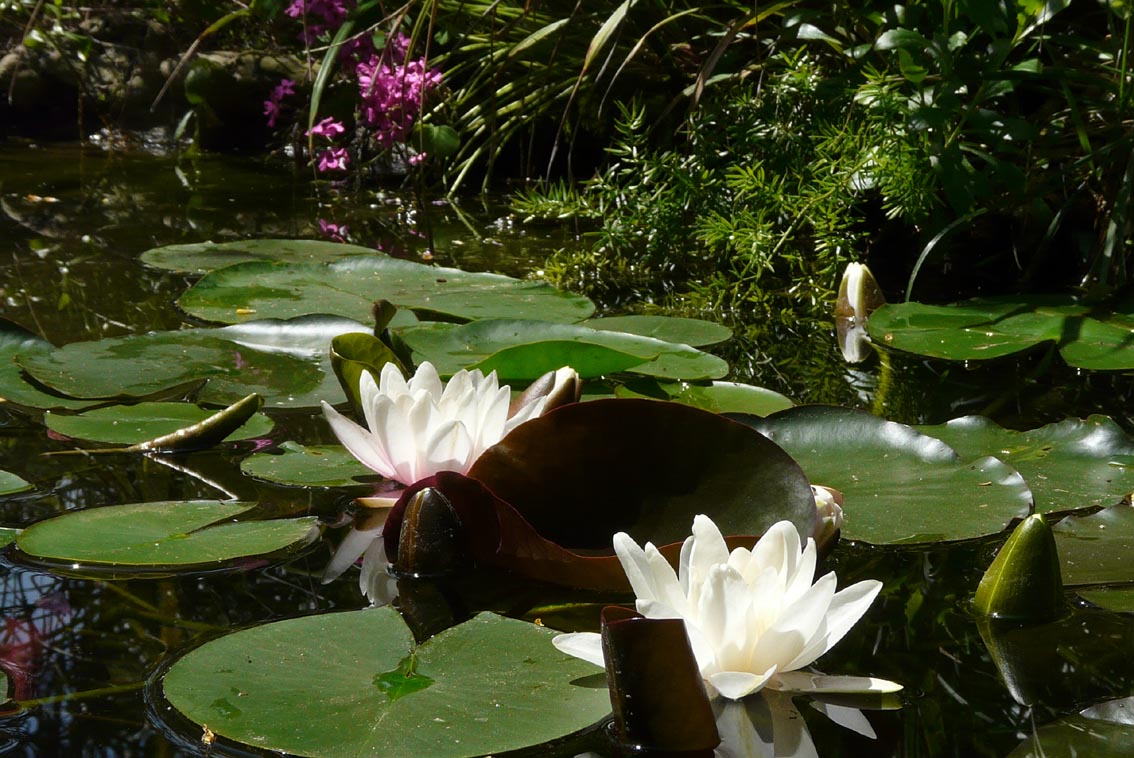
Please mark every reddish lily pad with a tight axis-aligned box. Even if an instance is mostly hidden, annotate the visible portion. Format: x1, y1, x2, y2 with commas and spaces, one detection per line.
384, 398, 817, 590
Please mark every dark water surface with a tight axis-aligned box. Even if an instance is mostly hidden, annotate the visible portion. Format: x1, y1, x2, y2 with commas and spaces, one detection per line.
1, 141, 1133, 757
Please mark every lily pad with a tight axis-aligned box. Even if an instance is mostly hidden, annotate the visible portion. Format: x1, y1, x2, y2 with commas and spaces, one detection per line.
1007, 697, 1134, 757
867, 296, 1134, 369
162, 609, 610, 758
16, 501, 318, 568
582, 315, 732, 347
139, 238, 378, 274
742, 406, 1033, 544
400, 320, 729, 381
0, 472, 32, 496
45, 401, 273, 446
0, 528, 19, 548
617, 380, 794, 416
0, 319, 95, 410
1077, 587, 1134, 613
17, 315, 370, 409
917, 415, 1134, 515
240, 442, 378, 487
1053, 504, 1134, 588
178, 257, 595, 325
385, 399, 817, 590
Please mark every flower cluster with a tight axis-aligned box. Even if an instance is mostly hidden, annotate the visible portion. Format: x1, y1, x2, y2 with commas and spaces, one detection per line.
285, 0, 351, 45
356, 34, 443, 149
263, 79, 295, 128
553, 515, 901, 701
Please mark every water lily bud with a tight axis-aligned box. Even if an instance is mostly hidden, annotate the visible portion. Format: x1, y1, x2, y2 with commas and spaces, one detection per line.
510, 366, 581, 416
836, 263, 886, 363
975, 513, 1065, 622
812, 485, 843, 551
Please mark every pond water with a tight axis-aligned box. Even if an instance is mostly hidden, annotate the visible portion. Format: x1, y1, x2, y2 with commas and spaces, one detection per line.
2, 140, 1134, 757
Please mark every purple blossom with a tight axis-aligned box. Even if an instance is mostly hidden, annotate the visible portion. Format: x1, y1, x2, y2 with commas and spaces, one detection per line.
355, 36, 443, 148
309, 117, 346, 139
319, 218, 349, 242
408, 151, 428, 166
264, 78, 297, 128
317, 147, 350, 172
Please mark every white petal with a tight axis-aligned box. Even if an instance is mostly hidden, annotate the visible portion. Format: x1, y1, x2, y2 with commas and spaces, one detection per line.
687, 515, 730, 608
551, 632, 605, 668
420, 418, 474, 476
782, 579, 880, 671
751, 572, 836, 673
408, 361, 444, 397
809, 702, 876, 739
708, 667, 776, 700
765, 692, 819, 758
321, 402, 397, 480
378, 361, 409, 397
359, 539, 398, 607
321, 523, 383, 583
614, 534, 682, 609
770, 671, 902, 694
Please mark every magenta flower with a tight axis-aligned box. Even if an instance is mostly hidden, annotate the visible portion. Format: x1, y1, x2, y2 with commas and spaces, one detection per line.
309, 117, 346, 139
319, 219, 349, 242
317, 147, 350, 172
356, 35, 443, 148
264, 78, 296, 128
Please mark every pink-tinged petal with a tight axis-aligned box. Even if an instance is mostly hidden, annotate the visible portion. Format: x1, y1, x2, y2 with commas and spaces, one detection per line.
551, 632, 605, 668
708, 667, 776, 700
751, 572, 836, 673
321, 522, 383, 583
770, 671, 902, 695
810, 702, 877, 739
321, 402, 397, 480
782, 579, 881, 672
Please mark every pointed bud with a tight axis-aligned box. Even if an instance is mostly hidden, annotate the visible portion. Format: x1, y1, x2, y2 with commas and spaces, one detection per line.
510, 366, 581, 417
975, 514, 1066, 622
836, 263, 886, 363
811, 485, 843, 552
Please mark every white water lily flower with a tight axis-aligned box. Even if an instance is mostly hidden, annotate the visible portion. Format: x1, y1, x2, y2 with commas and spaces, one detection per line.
553, 515, 902, 700
321, 361, 550, 486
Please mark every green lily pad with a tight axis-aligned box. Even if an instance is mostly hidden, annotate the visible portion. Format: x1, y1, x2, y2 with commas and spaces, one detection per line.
867, 296, 1134, 369
400, 320, 729, 381
0, 319, 95, 410
240, 442, 378, 487
743, 406, 1033, 544
0, 528, 19, 548
1077, 587, 1134, 613
16, 501, 318, 567
0, 471, 32, 496
17, 315, 370, 409
1054, 504, 1134, 588
177, 257, 595, 325
1007, 697, 1134, 757
617, 380, 794, 416
45, 401, 273, 446
582, 315, 732, 347
917, 415, 1134, 515
139, 238, 379, 275
162, 609, 610, 758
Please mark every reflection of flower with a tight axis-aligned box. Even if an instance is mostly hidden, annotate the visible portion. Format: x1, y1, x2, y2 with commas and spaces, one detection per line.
553, 515, 901, 700
322, 361, 551, 487
714, 691, 881, 758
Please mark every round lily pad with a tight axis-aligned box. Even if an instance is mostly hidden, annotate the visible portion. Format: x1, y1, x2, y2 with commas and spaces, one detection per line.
582, 315, 732, 347
868, 295, 1134, 370
16, 501, 318, 568
1077, 587, 1134, 613
0, 318, 95, 410
917, 415, 1134, 515
240, 442, 378, 487
45, 402, 273, 446
0, 528, 19, 548
400, 319, 729, 381
0, 471, 32, 496
617, 380, 794, 416
1007, 697, 1134, 757
743, 406, 1034, 544
162, 609, 610, 758
139, 238, 378, 274
1054, 504, 1134, 588
16, 315, 370, 409
177, 257, 596, 325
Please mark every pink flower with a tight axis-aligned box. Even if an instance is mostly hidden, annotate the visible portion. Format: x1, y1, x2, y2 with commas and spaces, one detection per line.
408, 151, 428, 166
317, 147, 350, 172
264, 79, 296, 128
355, 36, 443, 148
319, 218, 349, 242
309, 117, 346, 139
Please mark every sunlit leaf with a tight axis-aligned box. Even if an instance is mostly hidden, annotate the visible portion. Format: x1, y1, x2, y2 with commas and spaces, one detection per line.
400, 320, 728, 381
741, 406, 1033, 544
16, 501, 318, 567
45, 400, 273, 447
918, 415, 1134, 515
139, 238, 378, 274
1054, 504, 1134, 587
0, 318, 94, 410
617, 379, 793, 416
178, 256, 595, 325
582, 315, 732, 347
17, 315, 370, 409
0, 472, 32, 496
240, 441, 378, 488
162, 609, 610, 758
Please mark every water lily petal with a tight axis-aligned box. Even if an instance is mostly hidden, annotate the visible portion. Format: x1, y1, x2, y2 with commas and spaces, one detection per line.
321, 402, 397, 480
709, 667, 776, 700
407, 360, 443, 397
810, 701, 877, 739
321, 522, 384, 584
782, 579, 881, 672
770, 671, 902, 694
551, 632, 605, 668
359, 538, 398, 607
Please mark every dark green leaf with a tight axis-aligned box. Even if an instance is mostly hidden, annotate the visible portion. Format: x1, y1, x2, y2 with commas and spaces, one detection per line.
0, 318, 94, 410
1054, 504, 1134, 587
581, 315, 732, 347
45, 399, 273, 447
240, 441, 378, 488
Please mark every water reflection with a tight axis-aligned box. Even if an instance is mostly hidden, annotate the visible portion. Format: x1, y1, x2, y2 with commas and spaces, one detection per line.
714, 693, 881, 758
